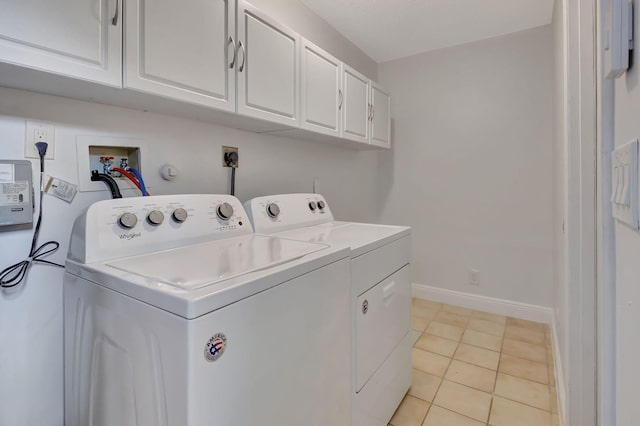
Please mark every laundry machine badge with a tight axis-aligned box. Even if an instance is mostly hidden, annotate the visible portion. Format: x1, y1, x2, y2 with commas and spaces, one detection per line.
204, 333, 227, 362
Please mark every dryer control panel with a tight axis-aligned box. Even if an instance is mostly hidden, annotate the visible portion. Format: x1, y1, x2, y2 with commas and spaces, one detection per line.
69, 194, 252, 263
244, 193, 335, 234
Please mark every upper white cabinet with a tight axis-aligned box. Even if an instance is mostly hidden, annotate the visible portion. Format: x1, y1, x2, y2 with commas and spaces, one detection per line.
341, 65, 370, 144
300, 38, 341, 138
0, 0, 122, 86
237, 0, 300, 128
370, 82, 391, 148
125, 0, 236, 111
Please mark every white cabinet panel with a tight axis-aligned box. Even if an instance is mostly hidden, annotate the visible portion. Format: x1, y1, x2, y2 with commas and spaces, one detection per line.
237, 0, 300, 127
300, 38, 341, 137
342, 65, 370, 144
125, 0, 236, 111
0, 0, 121, 86
370, 82, 391, 148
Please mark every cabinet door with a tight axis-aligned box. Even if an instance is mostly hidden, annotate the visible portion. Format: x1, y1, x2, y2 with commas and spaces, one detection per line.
237, 1, 300, 128
370, 82, 391, 148
341, 65, 370, 144
125, 0, 236, 111
0, 0, 122, 86
300, 38, 341, 137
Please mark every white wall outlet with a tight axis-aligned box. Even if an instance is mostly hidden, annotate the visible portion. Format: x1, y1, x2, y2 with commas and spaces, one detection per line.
25, 121, 55, 159
470, 269, 480, 285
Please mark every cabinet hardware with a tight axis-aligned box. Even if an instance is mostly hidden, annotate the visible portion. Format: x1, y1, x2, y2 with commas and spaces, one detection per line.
111, 0, 120, 26
338, 90, 343, 110
371, 105, 375, 121
238, 41, 246, 72
228, 37, 237, 69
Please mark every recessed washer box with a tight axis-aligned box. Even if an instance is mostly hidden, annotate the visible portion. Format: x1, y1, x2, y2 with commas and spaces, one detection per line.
76, 136, 149, 193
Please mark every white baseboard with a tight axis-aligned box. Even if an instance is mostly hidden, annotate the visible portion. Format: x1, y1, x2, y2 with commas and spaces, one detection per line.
550, 314, 567, 426
412, 283, 554, 324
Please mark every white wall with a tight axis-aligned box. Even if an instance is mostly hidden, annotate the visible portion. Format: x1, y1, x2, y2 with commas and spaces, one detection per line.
377, 26, 555, 307
0, 89, 384, 425
610, 0, 640, 422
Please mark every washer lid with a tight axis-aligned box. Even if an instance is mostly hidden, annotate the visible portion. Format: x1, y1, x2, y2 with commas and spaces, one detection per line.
106, 234, 328, 290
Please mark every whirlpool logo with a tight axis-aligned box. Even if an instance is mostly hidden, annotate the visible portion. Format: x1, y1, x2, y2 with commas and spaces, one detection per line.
119, 232, 142, 240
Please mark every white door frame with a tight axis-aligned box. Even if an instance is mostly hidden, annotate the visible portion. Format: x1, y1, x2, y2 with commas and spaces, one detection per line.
564, 0, 598, 424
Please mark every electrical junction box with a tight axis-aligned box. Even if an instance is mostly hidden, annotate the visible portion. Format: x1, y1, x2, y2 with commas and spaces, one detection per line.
604, 0, 634, 79
0, 160, 33, 227
612, 139, 639, 229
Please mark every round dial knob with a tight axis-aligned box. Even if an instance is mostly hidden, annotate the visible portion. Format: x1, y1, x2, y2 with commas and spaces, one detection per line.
266, 203, 280, 218
172, 208, 188, 223
317, 200, 326, 210
308, 201, 317, 211
147, 210, 164, 226
118, 212, 138, 229
216, 202, 234, 220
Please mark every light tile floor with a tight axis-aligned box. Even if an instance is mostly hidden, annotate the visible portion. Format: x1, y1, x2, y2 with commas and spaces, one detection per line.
389, 298, 560, 426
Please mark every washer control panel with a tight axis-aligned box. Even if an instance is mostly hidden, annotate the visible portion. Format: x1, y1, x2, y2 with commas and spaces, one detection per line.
69, 194, 252, 263
244, 193, 334, 234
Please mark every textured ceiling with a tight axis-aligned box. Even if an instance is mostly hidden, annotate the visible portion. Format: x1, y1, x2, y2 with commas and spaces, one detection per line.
299, 0, 555, 62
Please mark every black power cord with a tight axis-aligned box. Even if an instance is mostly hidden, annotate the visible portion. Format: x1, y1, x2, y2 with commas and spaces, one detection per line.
0, 142, 64, 288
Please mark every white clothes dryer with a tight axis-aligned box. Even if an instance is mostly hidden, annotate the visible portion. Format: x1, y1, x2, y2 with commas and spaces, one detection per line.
64, 194, 351, 426
244, 193, 412, 426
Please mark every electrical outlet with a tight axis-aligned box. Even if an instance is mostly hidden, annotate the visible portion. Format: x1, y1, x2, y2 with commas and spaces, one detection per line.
25, 121, 55, 159
470, 269, 480, 285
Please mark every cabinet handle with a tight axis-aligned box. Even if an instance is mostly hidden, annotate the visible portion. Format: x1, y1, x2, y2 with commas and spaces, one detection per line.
338, 90, 343, 110
238, 41, 246, 72
371, 105, 375, 121
228, 37, 237, 69
367, 103, 372, 121
111, 0, 120, 26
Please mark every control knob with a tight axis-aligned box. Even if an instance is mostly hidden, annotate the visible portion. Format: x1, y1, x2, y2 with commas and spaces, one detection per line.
317, 200, 326, 210
308, 201, 317, 211
147, 210, 164, 226
172, 208, 188, 223
118, 212, 138, 229
266, 203, 280, 218
217, 202, 234, 220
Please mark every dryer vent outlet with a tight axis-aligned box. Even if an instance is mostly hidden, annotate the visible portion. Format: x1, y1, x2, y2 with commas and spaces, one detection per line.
222, 146, 239, 168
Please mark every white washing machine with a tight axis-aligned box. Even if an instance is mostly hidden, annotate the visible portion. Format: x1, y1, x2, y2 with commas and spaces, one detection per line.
244, 193, 412, 426
64, 194, 352, 426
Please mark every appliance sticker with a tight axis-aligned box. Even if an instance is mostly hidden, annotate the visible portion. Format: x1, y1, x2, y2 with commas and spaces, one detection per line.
0, 164, 14, 182
0, 181, 30, 206
204, 333, 228, 362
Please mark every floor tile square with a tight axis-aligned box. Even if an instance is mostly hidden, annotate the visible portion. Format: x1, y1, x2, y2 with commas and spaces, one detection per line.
489, 396, 552, 426
441, 304, 473, 316
494, 373, 550, 411
502, 338, 547, 364
471, 310, 507, 325
506, 317, 548, 333
504, 325, 546, 345
412, 348, 451, 377
467, 318, 505, 337
413, 298, 443, 311
499, 353, 548, 384
409, 369, 441, 402
422, 405, 484, 426
426, 321, 464, 341
415, 333, 459, 357
434, 311, 470, 328
412, 315, 430, 332
445, 359, 496, 392
461, 329, 503, 351
433, 380, 492, 422
454, 343, 500, 370
390, 395, 430, 426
